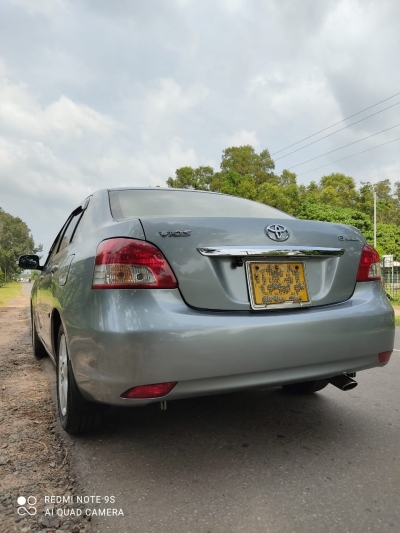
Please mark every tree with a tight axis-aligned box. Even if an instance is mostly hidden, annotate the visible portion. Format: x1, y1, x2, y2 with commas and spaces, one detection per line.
211, 170, 258, 200
220, 146, 275, 185
317, 173, 359, 208
0, 208, 42, 282
298, 200, 372, 235
166, 147, 299, 212
166, 166, 214, 190
366, 223, 400, 258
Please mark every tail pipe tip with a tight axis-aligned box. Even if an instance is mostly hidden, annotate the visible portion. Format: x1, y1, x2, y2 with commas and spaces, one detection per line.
329, 374, 358, 391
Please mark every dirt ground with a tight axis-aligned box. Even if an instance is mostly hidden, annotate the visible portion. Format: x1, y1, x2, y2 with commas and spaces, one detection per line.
0, 286, 91, 533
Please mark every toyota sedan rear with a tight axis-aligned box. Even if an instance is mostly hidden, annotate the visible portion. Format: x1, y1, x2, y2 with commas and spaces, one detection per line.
19, 188, 395, 434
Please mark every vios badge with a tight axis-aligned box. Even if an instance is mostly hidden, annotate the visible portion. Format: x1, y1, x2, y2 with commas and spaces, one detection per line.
265, 224, 290, 242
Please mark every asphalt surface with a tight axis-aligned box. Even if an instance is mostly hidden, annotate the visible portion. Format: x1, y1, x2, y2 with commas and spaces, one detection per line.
30, 275, 398, 533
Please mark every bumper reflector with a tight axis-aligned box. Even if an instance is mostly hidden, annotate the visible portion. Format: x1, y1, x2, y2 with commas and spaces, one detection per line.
378, 351, 392, 364
121, 382, 178, 399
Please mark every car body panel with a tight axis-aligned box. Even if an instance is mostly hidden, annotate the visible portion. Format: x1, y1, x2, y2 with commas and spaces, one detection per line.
140, 216, 365, 310
60, 281, 394, 405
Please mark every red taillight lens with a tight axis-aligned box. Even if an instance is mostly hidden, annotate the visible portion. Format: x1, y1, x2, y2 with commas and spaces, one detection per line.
92, 238, 178, 289
356, 244, 381, 281
378, 351, 392, 364
121, 382, 178, 399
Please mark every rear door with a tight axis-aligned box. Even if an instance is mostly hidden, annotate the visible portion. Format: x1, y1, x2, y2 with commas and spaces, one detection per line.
39, 209, 84, 350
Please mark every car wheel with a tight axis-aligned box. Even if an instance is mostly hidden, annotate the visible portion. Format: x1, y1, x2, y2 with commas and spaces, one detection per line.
57, 325, 106, 434
31, 309, 47, 359
282, 379, 329, 395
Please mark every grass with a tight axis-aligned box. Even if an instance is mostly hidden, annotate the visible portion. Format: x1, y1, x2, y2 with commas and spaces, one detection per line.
0, 282, 23, 306
395, 316, 400, 327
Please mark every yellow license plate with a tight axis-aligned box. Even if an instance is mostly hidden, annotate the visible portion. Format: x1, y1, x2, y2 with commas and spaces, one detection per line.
246, 262, 310, 309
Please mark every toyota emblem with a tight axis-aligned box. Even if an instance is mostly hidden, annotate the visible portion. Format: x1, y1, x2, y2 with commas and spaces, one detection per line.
265, 224, 290, 242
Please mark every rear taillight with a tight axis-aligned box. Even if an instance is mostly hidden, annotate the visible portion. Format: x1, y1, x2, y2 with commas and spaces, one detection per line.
121, 382, 178, 399
356, 244, 381, 282
92, 238, 178, 289
378, 351, 392, 364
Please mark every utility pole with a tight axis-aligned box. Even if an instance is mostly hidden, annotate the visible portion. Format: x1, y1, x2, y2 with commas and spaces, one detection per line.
361, 181, 377, 248
373, 184, 377, 248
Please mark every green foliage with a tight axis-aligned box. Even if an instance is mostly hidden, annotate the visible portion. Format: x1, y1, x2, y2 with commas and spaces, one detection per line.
30, 270, 40, 282
318, 173, 358, 207
298, 201, 372, 234
220, 146, 275, 185
210, 170, 258, 200
166, 166, 214, 190
369, 224, 400, 258
0, 208, 42, 282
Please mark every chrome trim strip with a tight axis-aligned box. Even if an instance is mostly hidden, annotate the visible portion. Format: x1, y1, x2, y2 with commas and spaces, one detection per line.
197, 246, 345, 257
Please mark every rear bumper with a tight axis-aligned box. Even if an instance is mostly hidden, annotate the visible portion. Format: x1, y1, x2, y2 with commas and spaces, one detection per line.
65, 282, 394, 405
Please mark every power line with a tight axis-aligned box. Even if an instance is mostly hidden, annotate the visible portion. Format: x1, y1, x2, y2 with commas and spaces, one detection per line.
296, 136, 400, 177
272, 90, 400, 156
273, 100, 400, 162
285, 123, 400, 170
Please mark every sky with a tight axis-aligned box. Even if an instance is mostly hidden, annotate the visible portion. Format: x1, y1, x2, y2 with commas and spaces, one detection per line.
1, 0, 400, 253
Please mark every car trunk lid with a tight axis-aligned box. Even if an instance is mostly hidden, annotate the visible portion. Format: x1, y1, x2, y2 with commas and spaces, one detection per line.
139, 217, 365, 311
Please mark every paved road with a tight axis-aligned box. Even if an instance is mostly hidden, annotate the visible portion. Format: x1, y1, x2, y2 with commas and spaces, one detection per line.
44, 327, 399, 533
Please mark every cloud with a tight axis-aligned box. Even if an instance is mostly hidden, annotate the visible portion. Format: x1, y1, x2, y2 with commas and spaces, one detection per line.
222, 129, 260, 149
9, 0, 67, 17
121, 78, 209, 147
143, 78, 209, 118
0, 70, 204, 251
0, 80, 118, 141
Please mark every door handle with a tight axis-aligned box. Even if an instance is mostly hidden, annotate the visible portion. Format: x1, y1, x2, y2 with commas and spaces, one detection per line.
50, 265, 59, 274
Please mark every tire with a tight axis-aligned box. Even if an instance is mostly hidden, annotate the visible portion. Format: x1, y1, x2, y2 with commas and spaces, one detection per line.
31, 308, 47, 359
56, 325, 106, 434
282, 379, 329, 395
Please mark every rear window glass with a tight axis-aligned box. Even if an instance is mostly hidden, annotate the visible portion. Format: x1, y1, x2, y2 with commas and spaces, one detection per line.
109, 190, 293, 219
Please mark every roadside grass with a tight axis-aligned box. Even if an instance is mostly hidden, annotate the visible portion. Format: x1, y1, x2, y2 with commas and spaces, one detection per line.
0, 282, 23, 306
396, 316, 400, 327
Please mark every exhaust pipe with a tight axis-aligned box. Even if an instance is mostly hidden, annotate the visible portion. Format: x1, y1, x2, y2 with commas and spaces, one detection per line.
329, 374, 358, 391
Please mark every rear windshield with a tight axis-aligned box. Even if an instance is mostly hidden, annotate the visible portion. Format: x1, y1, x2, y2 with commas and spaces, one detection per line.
109, 189, 293, 219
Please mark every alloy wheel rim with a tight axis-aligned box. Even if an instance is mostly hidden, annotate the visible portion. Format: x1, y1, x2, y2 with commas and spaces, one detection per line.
58, 335, 68, 417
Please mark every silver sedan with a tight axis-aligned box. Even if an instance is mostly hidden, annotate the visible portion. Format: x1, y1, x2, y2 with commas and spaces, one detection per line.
19, 188, 394, 434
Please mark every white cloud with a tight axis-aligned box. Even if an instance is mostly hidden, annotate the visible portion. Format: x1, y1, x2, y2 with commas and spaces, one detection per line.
120, 78, 209, 149
45, 97, 119, 140
222, 129, 260, 149
218, 0, 251, 13
0, 70, 203, 251
10, 0, 67, 17
0, 79, 118, 141
143, 78, 209, 116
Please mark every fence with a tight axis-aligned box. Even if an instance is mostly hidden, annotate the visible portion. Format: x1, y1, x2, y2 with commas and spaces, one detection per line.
382, 265, 400, 301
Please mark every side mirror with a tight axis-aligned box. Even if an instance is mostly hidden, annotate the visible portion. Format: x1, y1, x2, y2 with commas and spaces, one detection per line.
18, 255, 43, 271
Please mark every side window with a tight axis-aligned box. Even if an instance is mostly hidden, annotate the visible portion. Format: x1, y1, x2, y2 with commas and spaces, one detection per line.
43, 219, 71, 267
58, 213, 83, 253
43, 198, 90, 266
